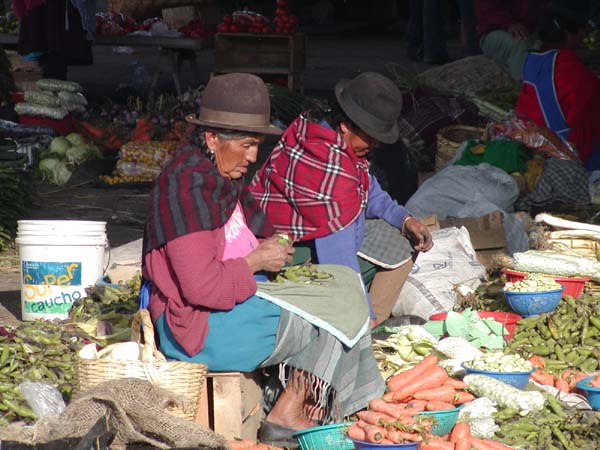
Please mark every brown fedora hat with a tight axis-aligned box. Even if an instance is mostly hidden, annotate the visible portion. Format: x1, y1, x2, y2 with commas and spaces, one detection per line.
186, 73, 282, 135
335, 72, 402, 144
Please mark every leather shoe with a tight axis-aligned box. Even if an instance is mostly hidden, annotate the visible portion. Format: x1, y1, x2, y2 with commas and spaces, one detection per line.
258, 421, 300, 449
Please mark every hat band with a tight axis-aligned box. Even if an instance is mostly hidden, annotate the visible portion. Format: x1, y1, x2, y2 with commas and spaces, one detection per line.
198, 107, 268, 128
339, 89, 395, 133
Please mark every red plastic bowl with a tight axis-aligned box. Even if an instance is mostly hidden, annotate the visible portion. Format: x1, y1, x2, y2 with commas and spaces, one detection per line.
502, 268, 588, 299
429, 311, 522, 340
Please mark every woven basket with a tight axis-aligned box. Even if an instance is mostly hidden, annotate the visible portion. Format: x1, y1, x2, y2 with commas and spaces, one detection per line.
76, 309, 207, 421
107, 0, 214, 20
435, 125, 485, 171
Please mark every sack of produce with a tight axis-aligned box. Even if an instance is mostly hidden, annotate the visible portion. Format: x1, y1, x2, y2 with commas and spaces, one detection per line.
36, 78, 83, 93
14, 103, 68, 120
23, 91, 61, 108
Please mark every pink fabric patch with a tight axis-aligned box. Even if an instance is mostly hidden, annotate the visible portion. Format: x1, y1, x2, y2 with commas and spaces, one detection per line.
223, 203, 259, 260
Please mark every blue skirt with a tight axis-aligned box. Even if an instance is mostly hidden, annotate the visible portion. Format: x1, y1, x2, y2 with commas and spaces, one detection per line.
155, 295, 281, 372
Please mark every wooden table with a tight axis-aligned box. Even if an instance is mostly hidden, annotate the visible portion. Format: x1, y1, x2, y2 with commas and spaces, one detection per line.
0, 33, 210, 96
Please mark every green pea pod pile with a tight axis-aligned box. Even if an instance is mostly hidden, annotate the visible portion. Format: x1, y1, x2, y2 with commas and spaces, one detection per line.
506, 294, 600, 374
0, 321, 89, 425
0, 143, 33, 236
274, 263, 333, 285
493, 394, 600, 450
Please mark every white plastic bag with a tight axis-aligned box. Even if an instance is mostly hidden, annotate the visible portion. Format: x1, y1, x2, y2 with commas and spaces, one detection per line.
391, 227, 486, 320
19, 381, 66, 418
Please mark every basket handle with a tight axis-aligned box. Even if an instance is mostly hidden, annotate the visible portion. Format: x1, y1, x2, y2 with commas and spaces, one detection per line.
132, 309, 167, 363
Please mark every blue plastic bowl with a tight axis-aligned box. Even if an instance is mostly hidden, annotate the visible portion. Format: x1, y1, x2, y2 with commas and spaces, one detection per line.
293, 423, 354, 450
503, 288, 563, 317
461, 363, 533, 389
350, 439, 420, 450
416, 404, 464, 435
576, 377, 600, 410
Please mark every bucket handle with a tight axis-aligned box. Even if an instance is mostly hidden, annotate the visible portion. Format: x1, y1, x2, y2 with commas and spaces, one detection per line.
103, 239, 111, 275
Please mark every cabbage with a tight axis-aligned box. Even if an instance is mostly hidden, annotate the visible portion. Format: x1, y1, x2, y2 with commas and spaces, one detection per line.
49, 136, 71, 155
38, 157, 60, 177
66, 145, 89, 164
52, 161, 72, 186
66, 133, 86, 146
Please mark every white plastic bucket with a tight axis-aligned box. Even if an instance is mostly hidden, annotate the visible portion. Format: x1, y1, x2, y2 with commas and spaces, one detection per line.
15, 220, 108, 321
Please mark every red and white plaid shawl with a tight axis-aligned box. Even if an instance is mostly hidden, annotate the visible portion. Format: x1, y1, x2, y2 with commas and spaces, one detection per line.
249, 115, 370, 242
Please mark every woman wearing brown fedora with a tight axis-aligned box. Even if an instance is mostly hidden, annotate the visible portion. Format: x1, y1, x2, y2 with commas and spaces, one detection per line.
142, 73, 384, 447
250, 72, 434, 327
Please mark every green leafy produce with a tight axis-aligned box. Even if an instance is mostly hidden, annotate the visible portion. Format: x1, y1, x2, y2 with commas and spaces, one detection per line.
424, 308, 506, 349
65, 145, 90, 164
49, 136, 71, 155
464, 352, 532, 372
66, 132, 85, 146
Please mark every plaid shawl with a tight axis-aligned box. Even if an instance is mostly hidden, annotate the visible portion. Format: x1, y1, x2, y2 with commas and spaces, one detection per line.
249, 115, 370, 242
144, 145, 274, 254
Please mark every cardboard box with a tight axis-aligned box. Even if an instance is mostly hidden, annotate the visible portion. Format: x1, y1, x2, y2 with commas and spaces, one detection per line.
440, 211, 507, 269
162, 6, 197, 29
422, 214, 440, 232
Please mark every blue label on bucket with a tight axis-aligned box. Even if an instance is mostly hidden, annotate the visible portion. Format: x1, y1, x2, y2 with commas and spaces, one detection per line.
22, 261, 82, 286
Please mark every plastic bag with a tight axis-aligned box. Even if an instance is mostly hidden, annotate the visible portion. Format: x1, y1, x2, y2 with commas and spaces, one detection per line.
486, 111, 579, 160
18, 380, 66, 418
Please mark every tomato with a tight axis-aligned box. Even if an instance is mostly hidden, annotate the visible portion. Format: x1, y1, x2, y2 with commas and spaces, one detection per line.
276, 0, 288, 8
262, 26, 269, 33
230, 24, 239, 32
223, 15, 233, 24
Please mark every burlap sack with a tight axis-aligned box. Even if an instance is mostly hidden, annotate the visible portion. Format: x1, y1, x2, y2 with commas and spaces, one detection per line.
0, 378, 229, 450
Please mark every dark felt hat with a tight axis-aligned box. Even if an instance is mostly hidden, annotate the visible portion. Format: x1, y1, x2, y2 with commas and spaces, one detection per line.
335, 72, 403, 144
186, 73, 282, 135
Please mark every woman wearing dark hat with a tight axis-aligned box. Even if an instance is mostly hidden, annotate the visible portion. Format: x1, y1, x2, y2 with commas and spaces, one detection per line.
250, 72, 434, 327
142, 73, 384, 447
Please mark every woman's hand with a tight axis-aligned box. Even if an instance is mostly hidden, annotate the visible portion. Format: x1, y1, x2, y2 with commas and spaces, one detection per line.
244, 236, 295, 273
403, 217, 434, 253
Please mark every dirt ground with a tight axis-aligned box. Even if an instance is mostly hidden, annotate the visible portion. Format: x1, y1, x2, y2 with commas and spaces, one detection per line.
0, 31, 460, 320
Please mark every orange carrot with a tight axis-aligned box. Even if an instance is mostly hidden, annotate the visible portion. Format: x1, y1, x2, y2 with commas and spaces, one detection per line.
387, 429, 423, 443
356, 422, 385, 443
425, 401, 455, 411
472, 437, 514, 450
528, 355, 546, 369
387, 355, 440, 392
414, 385, 456, 403
406, 399, 428, 411
356, 410, 396, 426
391, 366, 449, 401
383, 392, 396, 402
444, 379, 468, 390
530, 370, 555, 386
347, 422, 367, 441
453, 391, 475, 404
450, 422, 471, 443
369, 399, 408, 419
554, 378, 570, 393
420, 439, 455, 450
455, 438, 472, 450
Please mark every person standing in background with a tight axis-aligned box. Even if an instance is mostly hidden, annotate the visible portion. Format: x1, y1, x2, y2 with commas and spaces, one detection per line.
15, 0, 96, 80
474, 0, 546, 80
406, 0, 451, 64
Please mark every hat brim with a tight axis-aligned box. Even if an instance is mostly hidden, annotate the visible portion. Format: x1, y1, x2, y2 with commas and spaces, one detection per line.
185, 114, 283, 136
335, 79, 400, 145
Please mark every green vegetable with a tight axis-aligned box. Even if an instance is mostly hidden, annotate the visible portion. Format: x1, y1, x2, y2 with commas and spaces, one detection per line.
464, 374, 545, 415
51, 161, 72, 185
49, 136, 71, 155
464, 352, 532, 372
36, 78, 83, 93
23, 90, 61, 108
14, 103, 68, 120
58, 91, 88, 106
65, 145, 90, 164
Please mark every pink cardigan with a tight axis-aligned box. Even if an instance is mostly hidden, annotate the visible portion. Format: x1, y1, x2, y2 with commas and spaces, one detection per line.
143, 227, 257, 356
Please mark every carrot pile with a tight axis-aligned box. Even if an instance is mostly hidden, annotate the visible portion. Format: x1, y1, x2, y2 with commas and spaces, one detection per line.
347, 355, 478, 446
528, 355, 588, 393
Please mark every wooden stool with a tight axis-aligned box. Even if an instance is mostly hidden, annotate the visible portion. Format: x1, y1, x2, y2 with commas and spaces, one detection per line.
195, 371, 264, 440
